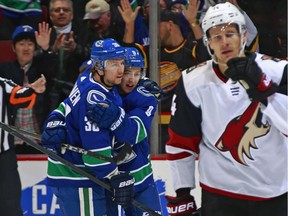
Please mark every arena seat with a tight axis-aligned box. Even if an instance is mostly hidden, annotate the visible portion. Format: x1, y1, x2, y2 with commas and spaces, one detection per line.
0, 40, 16, 63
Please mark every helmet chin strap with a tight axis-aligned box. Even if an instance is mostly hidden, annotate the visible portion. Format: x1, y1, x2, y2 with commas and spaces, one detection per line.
239, 32, 247, 57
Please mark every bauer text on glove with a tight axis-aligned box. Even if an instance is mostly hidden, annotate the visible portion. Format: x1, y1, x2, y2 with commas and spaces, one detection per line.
109, 173, 135, 209
41, 112, 66, 154
166, 193, 197, 216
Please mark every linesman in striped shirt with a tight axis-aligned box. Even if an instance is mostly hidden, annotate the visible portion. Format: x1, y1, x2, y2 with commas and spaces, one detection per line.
0, 75, 46, 216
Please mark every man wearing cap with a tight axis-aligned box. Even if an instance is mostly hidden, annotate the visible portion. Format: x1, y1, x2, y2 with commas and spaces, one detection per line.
0, 23, 57, 154
80, 0, 124, 45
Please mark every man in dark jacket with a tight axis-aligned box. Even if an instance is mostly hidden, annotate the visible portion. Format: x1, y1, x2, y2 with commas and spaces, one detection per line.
0, 24, 57, 153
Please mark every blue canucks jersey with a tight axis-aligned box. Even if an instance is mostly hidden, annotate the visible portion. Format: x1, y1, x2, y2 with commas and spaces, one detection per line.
114, 85, 158, 192
47, 70, 122, 187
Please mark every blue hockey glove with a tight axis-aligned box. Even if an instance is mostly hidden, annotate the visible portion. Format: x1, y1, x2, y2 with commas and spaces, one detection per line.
139, 78, 163, 100
86, 100, 127, 131
110, 173, 135, 209
41, 112, 66, 154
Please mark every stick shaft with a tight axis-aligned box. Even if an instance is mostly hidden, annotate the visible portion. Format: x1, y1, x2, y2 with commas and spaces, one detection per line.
8, 125, 119, 164
0, 122, 160, 216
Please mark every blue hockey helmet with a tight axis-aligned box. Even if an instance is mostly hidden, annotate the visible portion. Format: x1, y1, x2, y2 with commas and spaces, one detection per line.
125, 47, 145, 68
125, 47, 146, 78
90, 38, 126, 70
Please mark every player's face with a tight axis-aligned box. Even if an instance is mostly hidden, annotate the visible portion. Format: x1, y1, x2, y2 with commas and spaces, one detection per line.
13, 39, 35, 67
208, 23, 245, 64
119, 67, 142, 94
103, 59, 125, 85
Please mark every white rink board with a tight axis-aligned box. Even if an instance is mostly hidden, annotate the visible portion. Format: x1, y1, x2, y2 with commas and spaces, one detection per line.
18, 155, 201, 215
151, 157, 201, 205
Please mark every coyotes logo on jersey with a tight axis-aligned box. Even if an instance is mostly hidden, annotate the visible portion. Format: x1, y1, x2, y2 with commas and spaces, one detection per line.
215, 102, 271, 165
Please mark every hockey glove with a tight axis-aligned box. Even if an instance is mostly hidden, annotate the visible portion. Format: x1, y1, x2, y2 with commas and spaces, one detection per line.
41, 112, 66, 154
225, 53, 278, 101
109, 173, 135, 209
86, 100, 127, 131
166, 193, 197, 216
139, 78, 163, 100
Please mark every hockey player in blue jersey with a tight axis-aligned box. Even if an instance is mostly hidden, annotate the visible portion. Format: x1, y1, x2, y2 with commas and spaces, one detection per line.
41, 38, 135, 216
86, 47, 163, 215
41, 46, 163, 215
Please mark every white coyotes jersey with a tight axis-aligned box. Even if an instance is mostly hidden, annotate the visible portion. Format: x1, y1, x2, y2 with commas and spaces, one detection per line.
167, 53, 288, 200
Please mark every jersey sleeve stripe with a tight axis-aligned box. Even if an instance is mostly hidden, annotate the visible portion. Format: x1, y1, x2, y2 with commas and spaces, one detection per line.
166, 128, 201, 154
10, 86, 36, 108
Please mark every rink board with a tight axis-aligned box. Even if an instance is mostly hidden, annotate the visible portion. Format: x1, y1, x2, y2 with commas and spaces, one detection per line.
18, 155, 201, 216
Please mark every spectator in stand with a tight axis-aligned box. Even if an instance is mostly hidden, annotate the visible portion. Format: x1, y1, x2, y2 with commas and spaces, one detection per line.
0, 0, 43, 40
0, 23, 57, 154
141, 0, 168, 29
80, 0, 149, 49
0, 76, 46, 216
48, 0, 88, 109
168, 0, 188, 13
142, 0, 168, 15
118, 0, 150, 47
80, 0, 125, 49
141, 0, 150, 28
167, 0, 204, 38
70, 0, 90, 35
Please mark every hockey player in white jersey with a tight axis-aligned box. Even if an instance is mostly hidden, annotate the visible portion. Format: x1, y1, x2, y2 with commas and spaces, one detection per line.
165, 2, 287, 216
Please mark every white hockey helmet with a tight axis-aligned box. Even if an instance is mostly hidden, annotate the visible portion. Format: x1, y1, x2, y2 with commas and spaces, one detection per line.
201, 2, 247, 62
202, 2, 246, 45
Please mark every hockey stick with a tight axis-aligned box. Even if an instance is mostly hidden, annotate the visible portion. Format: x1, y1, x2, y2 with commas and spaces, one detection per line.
0, 121, 161, 216
7, 124, 132, 165
61, 143, 132, 165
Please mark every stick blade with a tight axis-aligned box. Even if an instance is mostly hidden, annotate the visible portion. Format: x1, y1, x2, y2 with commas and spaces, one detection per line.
114, 143, 133, 164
